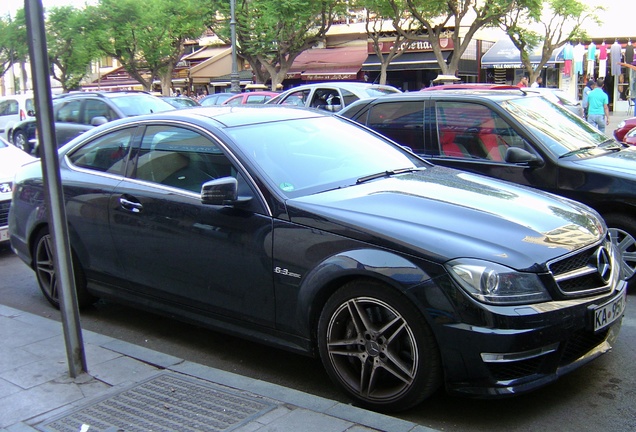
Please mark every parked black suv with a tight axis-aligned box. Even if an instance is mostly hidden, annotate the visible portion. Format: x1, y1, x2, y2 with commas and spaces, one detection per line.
11, 91, 175, 154
339, 89, 636, 287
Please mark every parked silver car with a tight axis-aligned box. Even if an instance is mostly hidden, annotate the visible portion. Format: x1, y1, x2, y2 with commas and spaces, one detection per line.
267, 82, 400, 112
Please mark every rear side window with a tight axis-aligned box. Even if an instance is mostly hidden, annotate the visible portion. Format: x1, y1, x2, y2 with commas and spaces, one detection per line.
366, 101, 425, 153
55, 100, 82, 123
0, 99, 18, 117
67, 127, 135, 174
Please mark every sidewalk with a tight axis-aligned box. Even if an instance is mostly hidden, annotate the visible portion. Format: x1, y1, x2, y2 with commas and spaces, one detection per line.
0, 304, 436, 432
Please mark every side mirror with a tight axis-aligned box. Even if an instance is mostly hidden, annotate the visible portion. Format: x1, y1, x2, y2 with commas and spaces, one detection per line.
90, 116, 108, 126
201, 177, 251, 206
27, 110, 36, 117
505, 147, 543, 166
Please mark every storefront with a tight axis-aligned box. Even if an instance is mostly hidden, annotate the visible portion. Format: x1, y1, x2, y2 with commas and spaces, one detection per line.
361, 39, 459, 91
480, 38, 564, 87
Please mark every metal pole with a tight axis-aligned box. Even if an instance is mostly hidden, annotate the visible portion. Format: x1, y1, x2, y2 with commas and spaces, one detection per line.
24, 0, 87, 377
230, 0, 241, 93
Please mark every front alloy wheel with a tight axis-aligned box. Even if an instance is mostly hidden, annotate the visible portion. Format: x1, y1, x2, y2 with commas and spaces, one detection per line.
605, 214, 636, 287
318, 280, 441, 412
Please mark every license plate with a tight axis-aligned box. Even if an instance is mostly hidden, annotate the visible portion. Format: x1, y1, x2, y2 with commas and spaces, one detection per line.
0, 228, 9, 242
594, 290, 626, 332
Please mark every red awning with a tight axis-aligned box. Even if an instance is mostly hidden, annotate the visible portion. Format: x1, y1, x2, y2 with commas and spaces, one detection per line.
287, 46, 367, 80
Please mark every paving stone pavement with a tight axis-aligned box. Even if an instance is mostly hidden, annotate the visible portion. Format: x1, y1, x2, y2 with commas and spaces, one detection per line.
0, 305, 437, 432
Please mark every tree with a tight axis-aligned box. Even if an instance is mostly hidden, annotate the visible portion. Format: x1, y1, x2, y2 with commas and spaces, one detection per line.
353, 0, 418, 85
499, 0, 599, 83
386, 0, 530, 76
214, 0, 346, 91
0, 10, 29, 91
46, 6, 99, 92
89, 0, 214, 94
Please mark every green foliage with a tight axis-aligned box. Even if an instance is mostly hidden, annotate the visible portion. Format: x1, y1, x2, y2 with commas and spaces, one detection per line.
0, 10, 28, 77
89, 0, 215, 90
46, 6, 99, 92
499, 0, 599, 80
214, 0, 346, 88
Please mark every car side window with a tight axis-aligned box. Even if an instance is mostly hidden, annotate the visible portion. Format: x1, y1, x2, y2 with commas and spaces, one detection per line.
0, 99, 18, 116
55, 100, 82, 123
83, 100, 116, 124
341, 89, 358, 107
67, 127, 134, 174
366, 102, 425, 153
435, 102, 520, 162
134, 125, 235, 193
310, 89, 340, 111
281, 90, 310, 107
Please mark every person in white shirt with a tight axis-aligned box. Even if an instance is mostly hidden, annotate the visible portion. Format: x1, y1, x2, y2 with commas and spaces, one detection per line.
531, 76, 542, 88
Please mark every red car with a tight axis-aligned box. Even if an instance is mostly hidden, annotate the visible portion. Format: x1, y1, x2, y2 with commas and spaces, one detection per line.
622, 126, 636, 145
223, 91, 279, 105
614, 116, 636, 142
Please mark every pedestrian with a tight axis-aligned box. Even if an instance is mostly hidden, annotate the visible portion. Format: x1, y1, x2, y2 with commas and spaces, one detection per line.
581, 79, 595, 120
586, 78, 610, 133
517, 76, 529, 87
530, 76, 542, 88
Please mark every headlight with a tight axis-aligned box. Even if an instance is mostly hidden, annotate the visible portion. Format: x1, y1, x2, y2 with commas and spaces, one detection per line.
446, 259, 551, 305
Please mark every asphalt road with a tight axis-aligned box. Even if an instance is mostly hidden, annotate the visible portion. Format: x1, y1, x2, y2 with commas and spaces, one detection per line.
1, 243, 635, 431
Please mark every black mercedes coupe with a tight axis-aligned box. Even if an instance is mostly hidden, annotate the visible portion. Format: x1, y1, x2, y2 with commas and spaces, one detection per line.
9, 106, 626, 412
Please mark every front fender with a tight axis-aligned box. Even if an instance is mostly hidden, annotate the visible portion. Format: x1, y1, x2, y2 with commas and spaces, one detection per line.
292, 248, 434, 343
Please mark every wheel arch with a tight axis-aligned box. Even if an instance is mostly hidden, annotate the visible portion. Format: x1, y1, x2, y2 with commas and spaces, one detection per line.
294, 248, 434, 354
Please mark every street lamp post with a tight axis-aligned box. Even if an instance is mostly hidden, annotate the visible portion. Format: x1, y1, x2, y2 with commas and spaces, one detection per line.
230, 0, 241, 93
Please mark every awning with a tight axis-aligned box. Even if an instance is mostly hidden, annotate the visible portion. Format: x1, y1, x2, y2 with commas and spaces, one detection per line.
286, 46, 367, 80
361, 51, 452, 71
481, 39, 564, 69
301, 67, 361, 81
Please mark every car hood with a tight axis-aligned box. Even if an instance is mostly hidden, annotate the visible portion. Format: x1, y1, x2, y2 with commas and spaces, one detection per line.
0, 147, 36, 182
287, 166, 603, 270
569, 146, 636, 176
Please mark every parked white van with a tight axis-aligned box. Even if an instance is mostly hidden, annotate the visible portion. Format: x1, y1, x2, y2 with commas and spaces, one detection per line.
0, 94, 35, 142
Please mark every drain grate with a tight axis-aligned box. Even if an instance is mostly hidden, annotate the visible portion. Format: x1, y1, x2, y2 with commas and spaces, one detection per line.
38, 372, 276, 432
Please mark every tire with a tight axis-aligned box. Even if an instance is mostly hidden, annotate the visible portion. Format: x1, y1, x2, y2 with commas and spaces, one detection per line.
317, 279, 441, 412
604, 214, 636, 288
13, 130, 32, 154
32, 227, 96, 309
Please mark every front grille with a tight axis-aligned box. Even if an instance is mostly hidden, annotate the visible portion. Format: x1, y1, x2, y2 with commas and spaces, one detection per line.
0, 199, 10, 227
547, 236, 614, 297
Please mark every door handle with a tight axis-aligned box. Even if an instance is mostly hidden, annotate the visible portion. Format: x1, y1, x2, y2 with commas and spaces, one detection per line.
119, 196, 143, 213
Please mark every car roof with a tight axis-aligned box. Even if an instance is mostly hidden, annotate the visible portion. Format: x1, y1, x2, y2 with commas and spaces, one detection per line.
93, 105, 327, 131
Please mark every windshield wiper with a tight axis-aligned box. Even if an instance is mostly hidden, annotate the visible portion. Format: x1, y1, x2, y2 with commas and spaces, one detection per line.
356, 167, 425, 184
598, 139, 624, 151
559, 146, 596, 158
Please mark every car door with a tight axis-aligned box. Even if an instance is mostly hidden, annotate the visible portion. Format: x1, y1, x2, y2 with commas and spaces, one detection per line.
109, 123, 276, 326
63, 126, 136, 287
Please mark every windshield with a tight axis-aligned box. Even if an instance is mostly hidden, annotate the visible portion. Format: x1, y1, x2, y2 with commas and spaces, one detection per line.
501, 96, 608, 156
110, 95, 175, 116
226, 116, 428, 197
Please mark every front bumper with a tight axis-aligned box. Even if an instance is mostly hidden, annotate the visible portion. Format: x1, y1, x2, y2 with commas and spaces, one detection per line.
437, 280, 626, 397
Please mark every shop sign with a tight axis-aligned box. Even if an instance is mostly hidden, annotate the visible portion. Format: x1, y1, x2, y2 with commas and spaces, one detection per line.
369, 38, 454, 54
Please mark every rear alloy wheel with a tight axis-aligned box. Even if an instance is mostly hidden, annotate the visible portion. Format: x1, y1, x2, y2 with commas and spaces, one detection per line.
318, 280, 441, 412
605, 214, 636, 287
32, 228, 96, 308
13, 130, 32, 154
